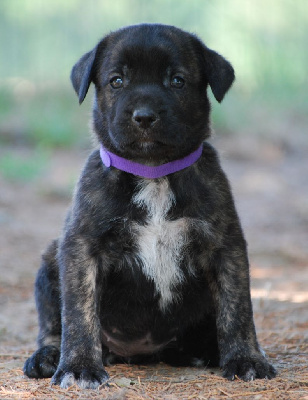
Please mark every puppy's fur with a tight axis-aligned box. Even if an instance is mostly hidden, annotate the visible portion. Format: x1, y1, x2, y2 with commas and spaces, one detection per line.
24, 24, 276, 388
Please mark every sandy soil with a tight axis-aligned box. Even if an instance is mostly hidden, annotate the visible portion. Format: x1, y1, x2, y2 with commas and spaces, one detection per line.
0, 134, 307, 399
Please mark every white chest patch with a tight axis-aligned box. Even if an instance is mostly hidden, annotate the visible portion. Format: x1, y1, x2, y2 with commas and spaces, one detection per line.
132, 178, 189, 310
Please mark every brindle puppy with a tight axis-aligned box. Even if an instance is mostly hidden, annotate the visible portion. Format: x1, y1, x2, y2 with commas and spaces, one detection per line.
24, 24, 276, 389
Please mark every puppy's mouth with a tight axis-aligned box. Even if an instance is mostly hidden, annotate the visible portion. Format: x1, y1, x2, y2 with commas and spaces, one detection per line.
130, 140, 169, 151
125, 139, 177, 164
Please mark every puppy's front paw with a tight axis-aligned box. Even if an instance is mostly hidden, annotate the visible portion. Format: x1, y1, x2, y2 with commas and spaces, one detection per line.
24, 345, 60, 378
51, 365, 109, 389
223, 357, 276, 381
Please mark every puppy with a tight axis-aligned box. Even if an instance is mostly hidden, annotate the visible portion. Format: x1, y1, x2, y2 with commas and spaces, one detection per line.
24, 23, 276, 389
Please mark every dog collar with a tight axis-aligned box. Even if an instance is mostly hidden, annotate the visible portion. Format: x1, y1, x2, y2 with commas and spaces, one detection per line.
99, 144, 203, 179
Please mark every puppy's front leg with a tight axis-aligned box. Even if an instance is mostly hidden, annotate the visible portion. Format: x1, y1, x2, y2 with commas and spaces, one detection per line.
210, 239, 276, 381
51, 237, 109, 389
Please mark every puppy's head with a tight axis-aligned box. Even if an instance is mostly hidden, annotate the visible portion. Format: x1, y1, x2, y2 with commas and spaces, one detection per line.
71, 24, 234, 164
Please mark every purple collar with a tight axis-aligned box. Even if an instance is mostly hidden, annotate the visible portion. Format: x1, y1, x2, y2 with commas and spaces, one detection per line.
99, 144, 203, 179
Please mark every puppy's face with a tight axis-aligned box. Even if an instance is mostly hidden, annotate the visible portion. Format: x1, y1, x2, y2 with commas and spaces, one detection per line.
71, 24, 235, 163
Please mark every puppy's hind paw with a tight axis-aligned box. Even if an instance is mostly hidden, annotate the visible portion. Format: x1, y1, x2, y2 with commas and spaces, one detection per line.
51, 366, 109, 389
24, 345, 60, 379
222, 357, 277, 382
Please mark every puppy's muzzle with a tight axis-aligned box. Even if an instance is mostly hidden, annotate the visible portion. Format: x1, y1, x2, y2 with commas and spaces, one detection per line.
132, 107, 159, 130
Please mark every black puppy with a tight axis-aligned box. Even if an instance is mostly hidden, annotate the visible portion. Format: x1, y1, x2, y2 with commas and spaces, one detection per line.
24, 24, 276, 389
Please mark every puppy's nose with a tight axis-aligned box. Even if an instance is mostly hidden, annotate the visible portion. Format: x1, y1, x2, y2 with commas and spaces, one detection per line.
132, 108, 159, 129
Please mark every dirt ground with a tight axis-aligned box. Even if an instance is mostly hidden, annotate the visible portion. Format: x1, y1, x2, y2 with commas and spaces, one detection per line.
0, 133, 307, 399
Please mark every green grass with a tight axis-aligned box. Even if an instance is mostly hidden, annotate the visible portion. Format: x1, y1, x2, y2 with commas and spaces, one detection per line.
0, 147, 49, 182
0, 85, 93, 149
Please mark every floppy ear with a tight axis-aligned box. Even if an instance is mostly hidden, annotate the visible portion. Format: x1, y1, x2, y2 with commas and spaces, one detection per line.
204, 47, 235, 103
70, 46, 98, 104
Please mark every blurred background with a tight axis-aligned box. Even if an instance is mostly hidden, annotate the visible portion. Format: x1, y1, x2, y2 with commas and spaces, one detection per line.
0, 0, 308, 348
0, 0, 307, 156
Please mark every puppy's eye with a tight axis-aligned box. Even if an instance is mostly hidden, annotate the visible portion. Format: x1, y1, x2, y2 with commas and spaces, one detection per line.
171, 76, 185, 88
110, 76, 123, 89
